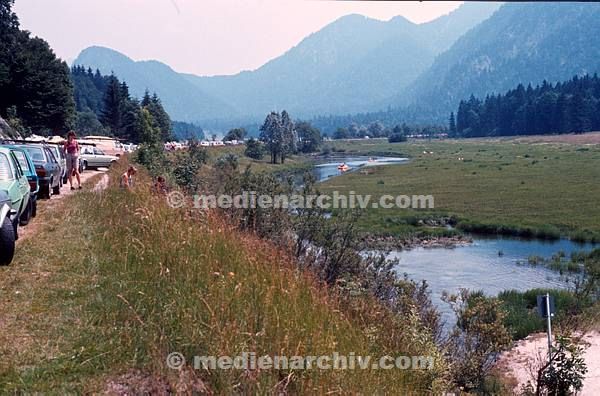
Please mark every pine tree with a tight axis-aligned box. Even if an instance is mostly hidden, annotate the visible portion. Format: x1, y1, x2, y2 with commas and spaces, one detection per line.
100, 75, 122, 133
449, 112, 457, 137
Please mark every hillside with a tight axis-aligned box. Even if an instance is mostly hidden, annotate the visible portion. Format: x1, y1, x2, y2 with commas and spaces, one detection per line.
74, 2, 499, 124
0, 162, 446, 392
74, 47, 237, 122
394, 2, 600, 121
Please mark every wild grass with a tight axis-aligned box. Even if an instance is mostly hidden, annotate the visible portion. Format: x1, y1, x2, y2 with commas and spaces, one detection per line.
498, 289, 592, 340
321, 138, 600, 241
0, 160, 447, 393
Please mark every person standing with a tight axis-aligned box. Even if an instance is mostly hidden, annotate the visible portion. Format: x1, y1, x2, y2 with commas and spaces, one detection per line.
63, 131, 81, 190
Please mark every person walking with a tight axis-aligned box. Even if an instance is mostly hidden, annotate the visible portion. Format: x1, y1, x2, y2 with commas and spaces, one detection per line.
63, 131, 81, 190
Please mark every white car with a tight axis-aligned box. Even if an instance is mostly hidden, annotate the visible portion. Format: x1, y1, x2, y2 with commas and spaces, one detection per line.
80, 147, 119, 170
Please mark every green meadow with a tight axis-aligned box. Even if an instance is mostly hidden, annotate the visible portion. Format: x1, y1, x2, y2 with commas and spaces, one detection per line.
320, 138, 600, 241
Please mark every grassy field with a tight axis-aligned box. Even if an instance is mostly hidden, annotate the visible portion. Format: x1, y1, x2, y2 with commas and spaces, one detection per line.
321, 137, 600, 241
0, 160, 446, 393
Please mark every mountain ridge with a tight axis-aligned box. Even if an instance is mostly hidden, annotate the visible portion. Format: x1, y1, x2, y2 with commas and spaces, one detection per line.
74, 2, 501, 124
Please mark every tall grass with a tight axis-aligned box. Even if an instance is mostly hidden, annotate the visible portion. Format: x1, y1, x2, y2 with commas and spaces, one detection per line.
1, 161, 447, 393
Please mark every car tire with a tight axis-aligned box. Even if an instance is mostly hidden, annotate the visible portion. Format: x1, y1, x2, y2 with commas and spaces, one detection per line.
19, 200, 32, 226
53, 183, 61, 195
0, 217, 15, 266
82, 160, 88, 171
32, 198, 37, 218
12, 216, 18, 241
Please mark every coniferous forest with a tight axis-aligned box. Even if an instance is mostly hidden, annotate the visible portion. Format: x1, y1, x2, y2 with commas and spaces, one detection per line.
0, 0, 74, 135
452, 74, 600, 138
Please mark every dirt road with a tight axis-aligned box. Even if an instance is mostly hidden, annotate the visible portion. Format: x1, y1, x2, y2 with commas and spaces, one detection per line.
17, 169, 107, 242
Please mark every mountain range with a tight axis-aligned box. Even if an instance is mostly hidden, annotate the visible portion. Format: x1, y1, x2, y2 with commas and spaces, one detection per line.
74, 2, 500, 124
73, 2, 600, 128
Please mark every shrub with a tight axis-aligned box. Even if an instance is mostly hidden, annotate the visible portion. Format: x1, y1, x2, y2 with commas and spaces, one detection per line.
244, 138, 264, 160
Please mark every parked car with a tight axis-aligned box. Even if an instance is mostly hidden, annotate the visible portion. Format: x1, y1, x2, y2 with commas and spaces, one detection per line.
0, 192, 17, 265
21, 144, 62, 199
0, 146, 31, 241
80, 146, 119, 170
4, 145, 39, 220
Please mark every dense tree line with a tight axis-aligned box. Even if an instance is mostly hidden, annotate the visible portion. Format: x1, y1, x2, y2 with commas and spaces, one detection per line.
0, 0, 75, 135
172, 121, 204, 141
310, 103, 444, 135
72, 65, 173, 143
453, 74, 600, 137
332, 121, 446, 140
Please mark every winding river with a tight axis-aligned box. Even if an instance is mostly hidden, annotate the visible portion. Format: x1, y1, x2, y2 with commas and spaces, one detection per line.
314, 156, 598, 325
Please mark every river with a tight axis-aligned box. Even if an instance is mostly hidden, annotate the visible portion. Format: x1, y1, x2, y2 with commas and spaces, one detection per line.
314, 156, 598, 325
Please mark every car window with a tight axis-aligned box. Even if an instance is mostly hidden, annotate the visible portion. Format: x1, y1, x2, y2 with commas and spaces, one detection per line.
0, 153, 13, 181
45, 148, 57, 163
24, 147, 45, 162
12, 150, 31, 173
10, 152, 23, 179
82, 147, 92, 154
94, 148, 105, 155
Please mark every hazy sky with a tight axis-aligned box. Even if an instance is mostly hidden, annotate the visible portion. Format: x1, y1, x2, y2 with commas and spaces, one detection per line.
13, 0, 461, 76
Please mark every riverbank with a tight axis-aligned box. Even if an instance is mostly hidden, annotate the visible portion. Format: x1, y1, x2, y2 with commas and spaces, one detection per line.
362, 233, 472, 250
496, 331, 600, 394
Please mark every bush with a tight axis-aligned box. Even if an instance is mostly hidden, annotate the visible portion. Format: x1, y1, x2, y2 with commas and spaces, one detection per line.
388, 133, 407, 143
244, 138, 264, 160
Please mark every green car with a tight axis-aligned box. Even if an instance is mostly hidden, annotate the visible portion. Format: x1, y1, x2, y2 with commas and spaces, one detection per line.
0, 146, 31, 262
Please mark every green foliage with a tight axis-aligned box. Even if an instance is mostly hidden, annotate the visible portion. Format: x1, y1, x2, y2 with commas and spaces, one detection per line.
170, 140, 208, 192
142, 91, 173, 141
171, 121, 205, 140
214, 153, 239, 172
71, 65, 109, 117
0, 0, 75, 134
259, 110, 296, 164
172, 121, 204, 141
536, 336, 588, 395
74, 110, 105, 136
388, 133, 407, 143
498, 289, 590, 340
223, 127, 246, 142
244, 137, 264, 160
295, 121, 322, 153
455, 74, 600, 137
73, 67, 172, 143
444, 289, 512, 392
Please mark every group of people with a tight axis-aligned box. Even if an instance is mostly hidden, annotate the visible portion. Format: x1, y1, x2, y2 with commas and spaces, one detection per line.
63, 131, 171, 193
62, 131, 137, 190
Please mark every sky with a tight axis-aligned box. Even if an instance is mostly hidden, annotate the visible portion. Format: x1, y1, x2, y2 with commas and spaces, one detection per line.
13, 0, 462, 76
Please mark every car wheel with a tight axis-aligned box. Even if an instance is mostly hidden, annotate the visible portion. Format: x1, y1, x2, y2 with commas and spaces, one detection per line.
82, 160, 88, 171
32, 198, 37, 217
53, 182, 61, 195
0, 217, 15, 266
19, 200, 32, 226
